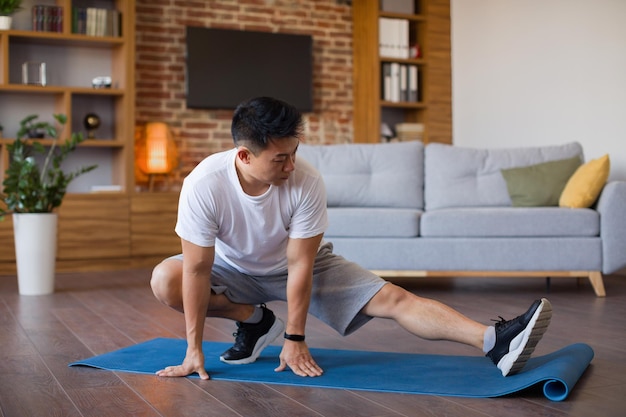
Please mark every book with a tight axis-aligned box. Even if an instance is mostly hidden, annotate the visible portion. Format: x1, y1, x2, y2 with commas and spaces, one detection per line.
381, 0, 415, 14
398, 19, 409, 59
382, 63, 392, 101
400, 64, 408, 102
72, 7, 121, 37
32, 5, 63, 33
408, 65, 419, 102
379, 17, 393, 57
390, 62, 400, 102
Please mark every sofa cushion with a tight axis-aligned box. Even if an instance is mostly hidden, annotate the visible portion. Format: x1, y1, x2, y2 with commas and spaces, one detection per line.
560, 154, 610, 208
298, 141, 424, 209
500, 156, 582, 206
326, 207, 421, 238
420, 207, 599, 237
424, 142, 584, 210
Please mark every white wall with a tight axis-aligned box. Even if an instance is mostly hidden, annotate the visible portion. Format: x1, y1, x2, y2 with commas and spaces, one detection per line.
451, 0, 626, 180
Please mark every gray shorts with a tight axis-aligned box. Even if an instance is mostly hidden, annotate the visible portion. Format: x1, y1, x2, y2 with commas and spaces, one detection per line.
168, 242, 387, 336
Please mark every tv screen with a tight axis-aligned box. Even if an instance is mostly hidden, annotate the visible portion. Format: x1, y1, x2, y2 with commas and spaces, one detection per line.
186, 27, 314, 112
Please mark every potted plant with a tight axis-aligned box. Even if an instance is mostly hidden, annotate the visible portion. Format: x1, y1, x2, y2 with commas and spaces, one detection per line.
0, 114, 97, 295
0, 0, 22, 30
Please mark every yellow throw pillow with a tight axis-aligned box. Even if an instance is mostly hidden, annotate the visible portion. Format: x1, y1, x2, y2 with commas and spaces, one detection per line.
559, 154, 610, 208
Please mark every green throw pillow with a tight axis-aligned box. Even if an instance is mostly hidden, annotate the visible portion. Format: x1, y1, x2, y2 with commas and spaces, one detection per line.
501, 156, 582, 207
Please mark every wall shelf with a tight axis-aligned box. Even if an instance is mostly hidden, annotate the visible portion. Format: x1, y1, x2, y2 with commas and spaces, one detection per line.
0, 0, 142, 273
352, 0, 452, 144
0, 0, 135, 194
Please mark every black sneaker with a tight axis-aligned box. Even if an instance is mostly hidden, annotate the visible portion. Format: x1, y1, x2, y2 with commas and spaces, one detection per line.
220, 305, 284, 365
486, 298, 552, 377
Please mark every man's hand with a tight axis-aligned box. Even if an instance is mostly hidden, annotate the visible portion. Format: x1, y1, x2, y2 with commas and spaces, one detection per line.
156, 348, 209, 380
275, 340, 323, 377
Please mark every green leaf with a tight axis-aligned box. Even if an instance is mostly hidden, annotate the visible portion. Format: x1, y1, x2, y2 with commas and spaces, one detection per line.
1, 113, 99, 216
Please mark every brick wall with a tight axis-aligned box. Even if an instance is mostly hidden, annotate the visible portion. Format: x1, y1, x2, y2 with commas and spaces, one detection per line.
135, 0, 354, 186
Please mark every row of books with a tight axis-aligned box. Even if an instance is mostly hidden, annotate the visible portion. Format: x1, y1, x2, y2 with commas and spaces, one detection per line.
382, 63, 419, 103
395, 123, 424, 142
72, 7, 122, 37
32, 5, 63, 33
379, 17, 420, 59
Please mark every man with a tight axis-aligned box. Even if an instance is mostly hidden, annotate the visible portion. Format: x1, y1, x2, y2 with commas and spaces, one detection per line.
151, 96, 552, 380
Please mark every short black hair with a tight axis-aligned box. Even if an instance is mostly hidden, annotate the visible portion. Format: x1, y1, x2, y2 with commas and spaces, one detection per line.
231, 97, 304, 154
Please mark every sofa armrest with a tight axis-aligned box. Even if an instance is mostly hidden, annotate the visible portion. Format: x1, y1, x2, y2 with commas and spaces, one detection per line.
596, 181, 626, 273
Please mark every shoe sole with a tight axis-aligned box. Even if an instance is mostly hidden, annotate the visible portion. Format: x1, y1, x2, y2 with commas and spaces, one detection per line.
219, 317, 285, 365
498, 298, 552, 377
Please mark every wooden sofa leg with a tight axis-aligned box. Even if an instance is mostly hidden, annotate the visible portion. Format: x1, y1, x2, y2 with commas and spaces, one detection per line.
588, 272, 606, 297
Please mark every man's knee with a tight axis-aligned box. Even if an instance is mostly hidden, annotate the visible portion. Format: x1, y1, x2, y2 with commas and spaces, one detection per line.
380, 283, 413, 306
150, 260, 182, 307
364, 283, 412, 318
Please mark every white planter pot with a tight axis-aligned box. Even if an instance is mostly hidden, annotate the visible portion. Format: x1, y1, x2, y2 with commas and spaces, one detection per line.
13, 213, 58, 295
0, 16, 12, 30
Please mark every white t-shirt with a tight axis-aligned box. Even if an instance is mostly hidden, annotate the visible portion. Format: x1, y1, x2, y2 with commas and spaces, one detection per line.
175, 148, 328, 275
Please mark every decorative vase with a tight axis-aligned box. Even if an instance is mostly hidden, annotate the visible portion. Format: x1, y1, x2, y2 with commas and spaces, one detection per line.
13, 213, 58, 295
0, 16, 12, 30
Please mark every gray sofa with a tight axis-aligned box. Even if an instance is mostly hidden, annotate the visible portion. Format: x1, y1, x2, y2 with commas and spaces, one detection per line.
298, 140, 626, 297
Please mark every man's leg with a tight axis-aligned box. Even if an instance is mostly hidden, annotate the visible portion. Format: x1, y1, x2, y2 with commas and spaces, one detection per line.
150, 258, 253, 320
361, 283, 552, 376
361, 283, 486, 348
150, 258, 284, 364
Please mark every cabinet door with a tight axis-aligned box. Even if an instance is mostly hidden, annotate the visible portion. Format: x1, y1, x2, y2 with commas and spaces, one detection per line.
57, 194, 131, 260
0, 214, 15, 268
130, 193, 181, 257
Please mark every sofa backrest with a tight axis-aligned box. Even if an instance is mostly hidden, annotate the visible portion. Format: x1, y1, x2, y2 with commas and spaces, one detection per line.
298, 141, 424, 209
424, 142, 584, 210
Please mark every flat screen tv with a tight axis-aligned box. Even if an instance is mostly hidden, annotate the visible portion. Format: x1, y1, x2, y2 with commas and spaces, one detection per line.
186, 27, 314, 112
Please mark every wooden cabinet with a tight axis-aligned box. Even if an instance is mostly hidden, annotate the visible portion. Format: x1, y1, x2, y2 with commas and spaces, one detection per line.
352, 0, 451, 144
0, 192, 181, 275
0, 0, 135, 194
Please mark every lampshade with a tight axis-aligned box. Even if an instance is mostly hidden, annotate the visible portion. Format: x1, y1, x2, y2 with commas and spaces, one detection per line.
136, 122, 178, 175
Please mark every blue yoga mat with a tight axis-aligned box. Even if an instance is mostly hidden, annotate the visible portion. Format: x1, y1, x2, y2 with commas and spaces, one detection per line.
70, 338, 593, 401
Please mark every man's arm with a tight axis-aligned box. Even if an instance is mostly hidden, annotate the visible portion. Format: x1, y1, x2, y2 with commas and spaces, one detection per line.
156, 239, 214, 380
275, 233, 324, 377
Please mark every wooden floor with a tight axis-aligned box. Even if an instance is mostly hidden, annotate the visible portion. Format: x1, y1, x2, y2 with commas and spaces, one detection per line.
1, 270, 625, 417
